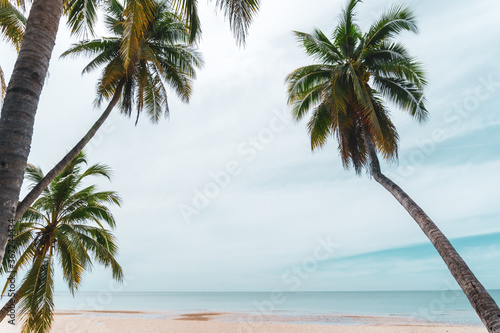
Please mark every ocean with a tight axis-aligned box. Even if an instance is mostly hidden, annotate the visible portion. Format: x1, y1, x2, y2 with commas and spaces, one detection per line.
53, 290, 500, 325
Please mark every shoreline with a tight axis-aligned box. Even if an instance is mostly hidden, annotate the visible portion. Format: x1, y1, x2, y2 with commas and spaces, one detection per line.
0, 310, 486, 332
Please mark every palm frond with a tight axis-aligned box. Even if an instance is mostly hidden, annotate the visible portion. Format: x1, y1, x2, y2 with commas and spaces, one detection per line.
366, 48, 427, 90
369, 96, 399, 161
143, 67, 168, 123
362, 41, 411, 65
364, 4, 418, 49
214, 0, 260, 46
0, 1, 26, 51
17, 250, 55, 333
95, 57, 126, 106
155, 51, 194, 103
104, 0, 125, 35
73, 227, 123, 281
18, 207, 47, 225
1, 240, 35, 293
55, 224, 90, 294
60, 38, 121, 75
334, 0, 361, 58
336, 108, 367, 174
62, 201, 120, 229
120, 0, 155, 74
24, 163, 45, 187
78, 163, 113, 181
307, 102, 333, 150
171, 0, 201, 43
286, 64, 333, 117
64, 0, 99, 37
293, 30, 342, 64
372, 76, 428, 122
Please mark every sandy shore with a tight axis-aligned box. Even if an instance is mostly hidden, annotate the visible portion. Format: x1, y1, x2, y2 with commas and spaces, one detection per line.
0, 311, 487, 332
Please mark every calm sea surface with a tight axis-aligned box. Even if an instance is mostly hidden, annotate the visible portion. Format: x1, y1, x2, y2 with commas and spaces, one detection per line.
54, 290, 500, 324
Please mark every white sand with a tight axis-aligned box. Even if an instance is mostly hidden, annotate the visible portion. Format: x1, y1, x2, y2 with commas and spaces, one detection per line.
0, 311, 487, 333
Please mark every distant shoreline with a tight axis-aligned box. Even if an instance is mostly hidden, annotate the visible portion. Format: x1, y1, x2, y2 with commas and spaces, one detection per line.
51, 289, 498, 325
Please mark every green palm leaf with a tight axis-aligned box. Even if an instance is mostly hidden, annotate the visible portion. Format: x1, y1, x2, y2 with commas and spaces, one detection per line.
17, 252, 55, 333
364, 4, 418, 49
293, 30, 342, 64
64, 0, 99, 37
0, 1, 26, 51
334, 0, 361, 58
372, 76, 427, 122
171, 0, 200, 43
214, 0, 260, 46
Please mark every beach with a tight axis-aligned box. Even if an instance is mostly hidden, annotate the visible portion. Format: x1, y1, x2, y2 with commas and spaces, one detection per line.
0, 311, 487, 333
2, 290, 493, 332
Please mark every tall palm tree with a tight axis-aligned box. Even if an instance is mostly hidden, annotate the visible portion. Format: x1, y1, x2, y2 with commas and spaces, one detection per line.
0, 0, 25, 103
286, 1, 500, 331
0, 151, 123, 332
14, 0, 203, 223
0, 0, 259, 265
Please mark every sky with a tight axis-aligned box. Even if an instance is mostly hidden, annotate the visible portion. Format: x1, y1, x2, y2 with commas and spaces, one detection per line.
1, 0, 499, 293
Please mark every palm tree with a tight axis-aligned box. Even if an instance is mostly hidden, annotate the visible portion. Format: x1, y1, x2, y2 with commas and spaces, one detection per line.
0, 0, 25, 103
285, 1, 500, 331
14, 0, 203, 224
0, 0, 259, 265
0, 151, 123, 332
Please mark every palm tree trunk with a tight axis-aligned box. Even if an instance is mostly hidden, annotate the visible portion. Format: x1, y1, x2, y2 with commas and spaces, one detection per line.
0, 0, 64, 264
362, 127, 500, 332
0, 292, 18, 322
15, 80, 125, 222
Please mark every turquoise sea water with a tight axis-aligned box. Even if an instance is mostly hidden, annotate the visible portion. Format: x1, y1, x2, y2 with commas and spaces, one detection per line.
54, 290, 500, 325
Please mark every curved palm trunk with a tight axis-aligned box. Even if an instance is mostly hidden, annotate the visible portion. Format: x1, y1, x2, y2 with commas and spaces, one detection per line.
362, 127, 500, 332
0, 0, 64, 264
15, 80, 125, 222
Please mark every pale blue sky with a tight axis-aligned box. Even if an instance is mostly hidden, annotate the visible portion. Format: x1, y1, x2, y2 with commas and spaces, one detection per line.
0, 0, 499, 293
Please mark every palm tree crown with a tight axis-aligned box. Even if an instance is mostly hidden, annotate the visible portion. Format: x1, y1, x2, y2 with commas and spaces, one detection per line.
286, 0, 427, 173
0, 152, 123, 333
63, 0, 260, 45
61, 0, 203, 124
